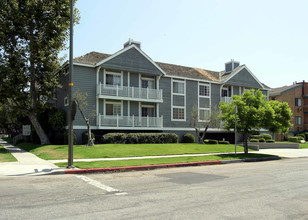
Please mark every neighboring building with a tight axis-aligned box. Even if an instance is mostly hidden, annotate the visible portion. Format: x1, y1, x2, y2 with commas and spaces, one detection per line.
269, 81, 308, 140
56, 40, 270, 143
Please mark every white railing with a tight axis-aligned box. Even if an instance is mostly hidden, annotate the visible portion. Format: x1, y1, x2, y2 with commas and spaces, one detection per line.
99, 114, 163, 128
97, 83, 163, 101
220, 97, 232, 104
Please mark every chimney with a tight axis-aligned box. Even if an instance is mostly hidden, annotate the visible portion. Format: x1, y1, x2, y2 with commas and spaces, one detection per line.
123, 38, 141, 49
224, 59, 240, 75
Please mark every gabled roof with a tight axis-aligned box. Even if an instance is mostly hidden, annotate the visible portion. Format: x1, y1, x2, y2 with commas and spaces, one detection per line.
269, 84, 303, 96
73, 50, 266, 87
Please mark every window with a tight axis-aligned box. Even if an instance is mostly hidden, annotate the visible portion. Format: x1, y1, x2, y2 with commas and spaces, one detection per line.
222, 87, 228, 97
142, 78, 155, 89
199, 85, 209, 97
173, 107, 185, 120
64, 97, 69, 106
199, 109, 210, 121
295, 116, 302, 125
173, 81, 184, 94
106, 73, 121, 86
105, 102, 121, 116
142, 106, 155, 117
295, 98, 302, 107
272, 97, 276, 101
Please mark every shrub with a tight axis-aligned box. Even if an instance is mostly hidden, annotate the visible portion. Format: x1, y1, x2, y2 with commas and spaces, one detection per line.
259, 138, 265, 143
102, 133, 178, 144
297, 136, 304, 141
207, 139, 218, 144
305, 133, 308, 141
82, 131, 95, 145
182, 133, 195, 143
288, 136, 299, 143
55, 131, 77, 145
31, 130, 40, 144
250, 139, 259, 142
296, 133, 305, 139
260, 133, 272, 140
218, 140, 230, 144
250, 135, 262, 140
48, 109, 66, 131
266, 139, 275, 143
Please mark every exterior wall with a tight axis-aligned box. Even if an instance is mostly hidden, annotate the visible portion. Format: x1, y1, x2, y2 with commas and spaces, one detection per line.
270, 86, 303, 132
211, 84, 221, 109
226, 68, 263, 88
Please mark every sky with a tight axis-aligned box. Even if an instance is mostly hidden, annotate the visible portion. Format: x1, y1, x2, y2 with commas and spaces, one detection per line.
60, 0, 308, 88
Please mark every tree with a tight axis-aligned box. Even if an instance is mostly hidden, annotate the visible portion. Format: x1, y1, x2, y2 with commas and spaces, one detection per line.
0, 0, 79, 144
219, 89, 292, 154
190, 105, 221, 144
73, 91, 95, 146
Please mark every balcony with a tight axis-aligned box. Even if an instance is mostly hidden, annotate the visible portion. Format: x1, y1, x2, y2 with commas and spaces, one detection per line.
98, 115, 163, 128
97, 83, 163, 103
220, 97, 232, 104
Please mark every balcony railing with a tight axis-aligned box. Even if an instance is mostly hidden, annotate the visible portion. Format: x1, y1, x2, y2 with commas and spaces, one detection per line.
98, 114, 163, 128
220, 97, 232, 104
97, 84, 163, 102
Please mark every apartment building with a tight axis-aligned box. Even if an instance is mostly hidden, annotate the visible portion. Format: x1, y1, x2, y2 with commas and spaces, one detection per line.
269, 81, 308, 140
56, 40, 270, 143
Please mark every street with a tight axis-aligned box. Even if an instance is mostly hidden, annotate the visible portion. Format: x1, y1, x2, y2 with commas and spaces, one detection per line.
1, 158, 308, 219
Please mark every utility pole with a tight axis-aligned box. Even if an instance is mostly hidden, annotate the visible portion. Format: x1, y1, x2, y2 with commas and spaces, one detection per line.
67, 0, 74, 168
234, 105, 237, 155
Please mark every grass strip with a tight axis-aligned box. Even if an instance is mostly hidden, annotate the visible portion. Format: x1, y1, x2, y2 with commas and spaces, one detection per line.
55, 153, 274, 169
0, 144, 17, 162
14, 142, 249, 160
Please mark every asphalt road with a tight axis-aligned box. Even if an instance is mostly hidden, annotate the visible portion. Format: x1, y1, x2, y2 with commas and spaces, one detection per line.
1, 158, 308, 219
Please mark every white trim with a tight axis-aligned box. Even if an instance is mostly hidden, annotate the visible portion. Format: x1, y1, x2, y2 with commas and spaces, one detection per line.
127, 72, 130, 87
141, 76, 155, 81
198, 81, 211, 122
172, 106, 186, 121
141, 104, 155, 108
198, 82, 210, 97
171, 78, 186, 121
223, 65, 264, 89
198, 108, 211, 122
96, 66, 101, 126
104, 100, 123, 118
172, 79, 185, 95
97, 95, 163, 103
164, 74, 220, 84
96, 44, 167, 75
104, 70, 123, 87
128, 100, 130, 116
73, 63, 95, 68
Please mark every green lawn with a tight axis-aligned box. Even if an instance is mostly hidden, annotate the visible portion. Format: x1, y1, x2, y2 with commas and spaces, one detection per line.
15, 142, 246, 160
55, 153, 275, 169
0, 144, 17, 162
300, 142, 308, 149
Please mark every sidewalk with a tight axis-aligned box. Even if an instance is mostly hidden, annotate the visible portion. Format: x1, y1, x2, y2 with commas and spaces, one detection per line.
258, 148, 308, 158
0, 139, 64, 177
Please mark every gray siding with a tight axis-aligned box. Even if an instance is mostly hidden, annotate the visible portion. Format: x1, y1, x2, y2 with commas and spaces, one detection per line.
199, 98, 210, 108
211, 84, 221, 109
73, 66, 97, 126
233, 86, 240, 95
226, 68, 262, 88
173, 95, 185, 106
101, 47, 163, 75
130, 101, 139, 116
130, 72, 139, 87
159, 77, 171, 124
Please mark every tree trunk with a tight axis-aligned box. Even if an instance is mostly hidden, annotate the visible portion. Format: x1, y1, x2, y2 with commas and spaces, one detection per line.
243, 132, 248, 154
86, 119, 94, 146
28, 112, 50, 145
200, 125, 209, 144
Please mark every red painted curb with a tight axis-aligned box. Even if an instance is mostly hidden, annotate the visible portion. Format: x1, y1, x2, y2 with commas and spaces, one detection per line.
65, 160, 222, 174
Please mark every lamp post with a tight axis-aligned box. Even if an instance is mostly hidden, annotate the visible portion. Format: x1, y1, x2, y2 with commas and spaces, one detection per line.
67, 0, 74, 168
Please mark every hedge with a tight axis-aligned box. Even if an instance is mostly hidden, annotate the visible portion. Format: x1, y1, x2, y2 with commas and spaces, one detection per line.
182, 133, 195, 143
260, 133, 272, 140
102, 133, 178, 144
218, 140, 230, 144
82, 131, 95, 145
266, 139, 275, 143
207, 139, 218, 144
288, 136, 299, 143
250, 139, 259, 142
259, 138, 265, 143
250, 135, 262, 140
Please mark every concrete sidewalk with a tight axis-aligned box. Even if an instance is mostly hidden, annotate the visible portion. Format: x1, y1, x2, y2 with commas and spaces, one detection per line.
0, 139, 64, 177
258, 148, 308, 158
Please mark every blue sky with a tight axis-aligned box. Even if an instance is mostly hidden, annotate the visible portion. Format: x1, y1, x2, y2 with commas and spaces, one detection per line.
61, 0, 308, 88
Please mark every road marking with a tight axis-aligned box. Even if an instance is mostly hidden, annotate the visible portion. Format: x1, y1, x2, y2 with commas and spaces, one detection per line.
75, 175, 127, 195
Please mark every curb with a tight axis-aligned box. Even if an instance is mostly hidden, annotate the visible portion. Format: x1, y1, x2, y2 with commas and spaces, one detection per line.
64, 156, 281, 174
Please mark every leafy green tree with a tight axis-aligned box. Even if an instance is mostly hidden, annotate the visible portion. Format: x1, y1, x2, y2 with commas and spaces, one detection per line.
219, 90, 292, 154
0, 0, 79, 144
